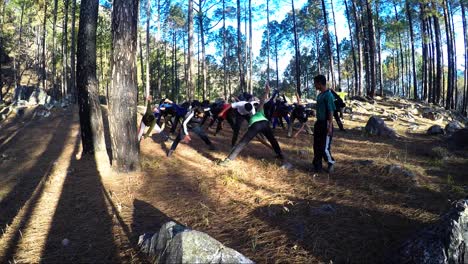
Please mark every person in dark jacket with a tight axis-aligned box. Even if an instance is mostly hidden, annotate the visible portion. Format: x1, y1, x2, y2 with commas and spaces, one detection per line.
330, 89, 345, 131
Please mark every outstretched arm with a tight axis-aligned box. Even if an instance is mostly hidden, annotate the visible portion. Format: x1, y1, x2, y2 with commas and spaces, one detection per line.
257, 83, 271, 112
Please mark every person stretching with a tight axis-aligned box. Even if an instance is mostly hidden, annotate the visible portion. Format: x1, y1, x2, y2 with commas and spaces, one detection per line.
167, 100, 215, 157
218, 84, 285, 166
138, 96, 164, 142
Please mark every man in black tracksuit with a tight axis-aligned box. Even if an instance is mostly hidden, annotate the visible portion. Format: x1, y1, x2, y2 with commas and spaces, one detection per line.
313, 75, 336, 173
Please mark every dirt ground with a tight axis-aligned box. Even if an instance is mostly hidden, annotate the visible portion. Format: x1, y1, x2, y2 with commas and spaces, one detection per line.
0, 99, 467, 263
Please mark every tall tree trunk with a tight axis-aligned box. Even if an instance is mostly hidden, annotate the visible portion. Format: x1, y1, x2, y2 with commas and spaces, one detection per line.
188, 0, 194, 100
266, 0, 270, 83
51, 0, 59, 100
145, 0, 151, 98
407, 1, 417, 100
351, 0, 362, 95
421, 5, 428, 101
222, 0, 227, 99
330, 0, 341, 90
433, 4, 443, 105
275, 41, 279, 90
0, 0, 4, 102
375, 0, 383, 96
139, 32, 144, 103
321, 0, 335, 90
14, 3, 25, 95
462, 2, 467, 115
248, 0, 252, 93
443, 0, 453, 109
393, 1, 405, 97
109, 0, 140, 172
76, 0, 106, 155
236, 0, 246, 92
42, 0, 48, 91
156, 0, 162, 98
292, 0, 301, 97
63, 0, 69, 101
70, 0, 77, 103
365, 0, 376, 98
344, 0, 358, 95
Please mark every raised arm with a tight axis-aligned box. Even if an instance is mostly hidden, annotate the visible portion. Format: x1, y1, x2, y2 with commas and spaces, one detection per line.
257, 84, 271, 112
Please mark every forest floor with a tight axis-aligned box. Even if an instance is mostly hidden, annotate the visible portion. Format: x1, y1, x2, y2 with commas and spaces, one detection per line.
0, 97, 467, 263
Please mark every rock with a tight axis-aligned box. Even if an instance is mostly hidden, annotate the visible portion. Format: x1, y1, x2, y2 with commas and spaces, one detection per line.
61, 238, 70, 247
395, 199, 468, 264
422, 108, 442, 121
385, 165, 415, 180
427, 125, 445, 135
165, 230, 254, 264
353, 160, 374, 166
445, 121, 464, 134
138, 221, 253, 264
365, 116, 397, 138
447, 129, 468, 151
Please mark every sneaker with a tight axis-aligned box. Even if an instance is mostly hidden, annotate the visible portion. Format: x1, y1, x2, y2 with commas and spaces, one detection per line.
167, 149, 174, 157
217, 159, 231, 167
327, 164, 335, 174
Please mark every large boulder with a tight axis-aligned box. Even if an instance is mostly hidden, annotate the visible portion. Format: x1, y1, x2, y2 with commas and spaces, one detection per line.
445, 121, 464, 134
365, 116, 397, 138
447, 129, 468, 151
395, 199, 468, 264
138, 221, 254, 264
427, 125, 445, 135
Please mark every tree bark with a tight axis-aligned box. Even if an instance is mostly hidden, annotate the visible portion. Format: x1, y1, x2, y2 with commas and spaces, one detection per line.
222, 0, 227, 99
62, 0, 69, 101
344, 0, 358, 95
407, 1, 417, 100
236, 0, 246, 92
51, 0, 59, 100
248, 0, 252, 93
267, 0, 270, 84
462, 2, 467, 115
365, 0, 376, 98
351, 0, 362, 95
321, 0, 335, 90
109, 0, 140, 172
188, 0, 194, 100
42, 1, 48, 91
292, 0, 301, 97
146, 0, 151, 98
76, 0, 106, 155
433, 4, 443, 105
331, 0, 341, 90
443, 0, 453, 109
70, 0, 77, 103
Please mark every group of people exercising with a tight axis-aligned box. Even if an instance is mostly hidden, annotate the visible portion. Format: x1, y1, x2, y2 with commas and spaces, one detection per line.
138, 74, 345, 173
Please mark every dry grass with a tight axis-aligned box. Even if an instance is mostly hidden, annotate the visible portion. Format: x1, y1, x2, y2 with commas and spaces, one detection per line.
0, 98, 466, 263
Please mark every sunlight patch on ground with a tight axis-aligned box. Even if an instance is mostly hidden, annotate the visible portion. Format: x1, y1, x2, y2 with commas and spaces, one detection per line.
0, 129, 78, 263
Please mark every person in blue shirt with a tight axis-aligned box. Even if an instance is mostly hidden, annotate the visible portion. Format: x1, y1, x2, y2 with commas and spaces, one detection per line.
313, 75, 336, 173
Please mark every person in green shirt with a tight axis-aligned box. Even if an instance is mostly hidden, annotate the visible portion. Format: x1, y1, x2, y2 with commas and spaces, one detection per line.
218, 83, 285, 166
313, 75, 336, 173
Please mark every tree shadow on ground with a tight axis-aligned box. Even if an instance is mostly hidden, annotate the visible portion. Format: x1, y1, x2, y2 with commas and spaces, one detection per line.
131, 199, 181, 240
251, 198, 424, 263
0, 114, 72, 242
40, 153, 120, 263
